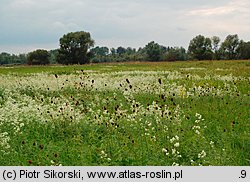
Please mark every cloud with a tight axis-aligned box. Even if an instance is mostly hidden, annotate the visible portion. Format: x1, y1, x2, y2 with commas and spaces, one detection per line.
187, 0, 250, 16
188, 6, 236, 16
184, 0, 250, 41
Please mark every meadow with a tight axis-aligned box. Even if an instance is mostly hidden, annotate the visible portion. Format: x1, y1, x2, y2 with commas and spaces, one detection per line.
0, 60, 249, 166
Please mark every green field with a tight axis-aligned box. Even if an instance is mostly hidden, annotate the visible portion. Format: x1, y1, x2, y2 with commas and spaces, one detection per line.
0, 60, 249, 166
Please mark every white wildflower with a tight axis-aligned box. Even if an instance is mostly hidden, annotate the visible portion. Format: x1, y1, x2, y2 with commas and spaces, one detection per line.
162, 148, 169, 156
198, 150, 206, 159
192, 126, 201, 130
195, 120, 200, 124
195, 113, 202, 120
195, 130, 200, 135
170, 137, 175, 143
175, 135, 179, 140
172, 162, 179, 166
174, 142, 180, 148
162, 148, 168, 153
210, 141, 214, 147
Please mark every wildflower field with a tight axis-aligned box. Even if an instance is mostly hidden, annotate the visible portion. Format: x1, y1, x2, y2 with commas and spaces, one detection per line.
0, 60, 249, 166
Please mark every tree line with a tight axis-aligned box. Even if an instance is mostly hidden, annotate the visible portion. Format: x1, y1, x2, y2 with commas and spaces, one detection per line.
1, 31, 250, 65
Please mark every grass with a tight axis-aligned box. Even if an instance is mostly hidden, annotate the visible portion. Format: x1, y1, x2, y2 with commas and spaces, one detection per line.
0, 60, 249, 166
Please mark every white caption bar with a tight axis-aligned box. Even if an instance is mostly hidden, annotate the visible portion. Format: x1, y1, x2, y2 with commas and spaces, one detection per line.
0, 166, 249, 182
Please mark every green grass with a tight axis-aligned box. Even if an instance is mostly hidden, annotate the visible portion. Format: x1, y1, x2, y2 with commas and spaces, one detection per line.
0, 60, 249, 166
0, 60, 249, 75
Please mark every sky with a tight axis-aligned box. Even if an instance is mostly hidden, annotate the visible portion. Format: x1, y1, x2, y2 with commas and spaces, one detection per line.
0, 0, 250, 54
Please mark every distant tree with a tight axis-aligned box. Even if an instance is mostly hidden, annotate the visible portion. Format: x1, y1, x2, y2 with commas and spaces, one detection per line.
0, 52, 11, 65
57, 31, 94, 64
48, 49, 59, 64
220, 34, 240, 60
17, 54, 27, 64
0, 52, 27, 65
27, 49, 49, 65
90, 46, 110, 63
116, 46, 126, 55
211, 36, 221, 60
145, 41, 164, 61
211, 36, 220, 51
237, 41, 250, 59
102, 47, 110, 56
110, 48, 116, 55
165, 47, 187, 61
188, 35, 213, 60
126, 47, 136, 55
131, 47, 146, 61
91, 46, 109, 56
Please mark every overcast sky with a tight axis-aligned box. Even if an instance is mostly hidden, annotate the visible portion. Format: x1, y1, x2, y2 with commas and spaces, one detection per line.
1, 0, 250, 54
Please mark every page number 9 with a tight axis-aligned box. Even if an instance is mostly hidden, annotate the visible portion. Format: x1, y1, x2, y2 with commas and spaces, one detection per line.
240, 170, 246, 178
